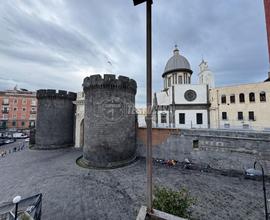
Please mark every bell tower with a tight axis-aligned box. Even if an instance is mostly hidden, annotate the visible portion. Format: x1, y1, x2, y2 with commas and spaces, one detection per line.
198, 59, 215, 88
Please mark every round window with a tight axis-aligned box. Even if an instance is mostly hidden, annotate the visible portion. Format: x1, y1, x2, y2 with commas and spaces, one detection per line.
184, 90, 197, 101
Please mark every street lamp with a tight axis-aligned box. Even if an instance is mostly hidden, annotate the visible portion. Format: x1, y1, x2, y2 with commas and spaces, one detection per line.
132, 0, 153, 213
13, 195, 21, 220
245, 161, 268, 220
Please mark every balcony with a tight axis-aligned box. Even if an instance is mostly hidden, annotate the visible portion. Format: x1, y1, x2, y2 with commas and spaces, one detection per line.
1, 116, 8, 120
30, 110, 37, 114
29, 115, 36, 120
2, 102, 9, 105
2, 110, 9, 114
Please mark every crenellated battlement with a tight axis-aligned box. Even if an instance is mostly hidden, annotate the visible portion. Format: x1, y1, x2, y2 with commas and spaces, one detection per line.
82, 74, 137, 94
36, 89, 77, 100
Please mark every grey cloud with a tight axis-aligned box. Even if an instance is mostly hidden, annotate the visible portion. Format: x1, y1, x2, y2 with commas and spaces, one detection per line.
0, 0, 268, 106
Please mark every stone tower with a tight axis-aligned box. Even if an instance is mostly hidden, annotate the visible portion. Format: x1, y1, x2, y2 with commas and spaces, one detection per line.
34, 89, 77, 149
78, 74, 137, 168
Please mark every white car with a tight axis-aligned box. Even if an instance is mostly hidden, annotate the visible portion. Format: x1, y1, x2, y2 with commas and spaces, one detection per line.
3, 139, 15, 144
13, 133, 28, 139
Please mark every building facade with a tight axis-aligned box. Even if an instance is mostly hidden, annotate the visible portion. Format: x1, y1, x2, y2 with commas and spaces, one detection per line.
0, 87, 37, 130
73, 91, 85, 148
209, 81, 270, 130
153, 46, 213, 129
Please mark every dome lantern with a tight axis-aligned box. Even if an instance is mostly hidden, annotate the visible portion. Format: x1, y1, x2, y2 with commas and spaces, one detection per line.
162, 46, 193, 78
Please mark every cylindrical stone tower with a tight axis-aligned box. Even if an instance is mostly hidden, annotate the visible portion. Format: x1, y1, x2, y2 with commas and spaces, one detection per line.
79, 74, 137, 168
34, 89, 77, 149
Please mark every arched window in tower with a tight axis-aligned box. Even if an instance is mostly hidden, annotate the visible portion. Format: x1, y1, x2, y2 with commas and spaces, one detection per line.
178, 75, 183, 84
260, 91, 266, 102
221, 95, 226, 104
168, 77, 171, 87
239, 93, 245, 103
249, 92, 255, 102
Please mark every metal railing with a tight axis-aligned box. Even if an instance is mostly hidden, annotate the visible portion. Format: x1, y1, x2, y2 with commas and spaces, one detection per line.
0, 194, 42, 220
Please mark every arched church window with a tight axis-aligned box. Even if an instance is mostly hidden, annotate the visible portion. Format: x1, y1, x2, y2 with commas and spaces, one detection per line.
168, 77, 171, 87
239, 93, 245, 103
161, 113, 167, 123
178, 76, 182, 84
260, 91, 266, 102
249, 92, 255, 102
221, 95, 226, 104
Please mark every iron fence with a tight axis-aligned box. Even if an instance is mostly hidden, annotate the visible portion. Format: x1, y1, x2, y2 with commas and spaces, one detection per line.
0, 194, 42, 220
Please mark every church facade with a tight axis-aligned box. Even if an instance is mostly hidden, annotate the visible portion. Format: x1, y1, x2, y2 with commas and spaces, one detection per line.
153, 46, 214, 129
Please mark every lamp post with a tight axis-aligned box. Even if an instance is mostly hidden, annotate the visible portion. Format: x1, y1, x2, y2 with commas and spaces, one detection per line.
254, 161, 268, 220
133, 0, 153, 213
13, 195, 21, 220
246, 162, 269, 220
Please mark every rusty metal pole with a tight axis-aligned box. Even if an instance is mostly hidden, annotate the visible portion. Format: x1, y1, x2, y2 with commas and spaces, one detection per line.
146, 0, 153, 213
132, 0, 153, 213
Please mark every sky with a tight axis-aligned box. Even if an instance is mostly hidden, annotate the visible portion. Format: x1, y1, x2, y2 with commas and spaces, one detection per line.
0, 0, 269, 106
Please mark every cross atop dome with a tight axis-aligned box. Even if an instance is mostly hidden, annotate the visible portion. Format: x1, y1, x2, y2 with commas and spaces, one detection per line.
173, 44, 179, 55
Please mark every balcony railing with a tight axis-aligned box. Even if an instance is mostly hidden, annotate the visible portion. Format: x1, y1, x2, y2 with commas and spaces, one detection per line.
2, 102, 9, 105
2, 110, 9, 113
30, 111, 37, 114
29, 115, 36, 120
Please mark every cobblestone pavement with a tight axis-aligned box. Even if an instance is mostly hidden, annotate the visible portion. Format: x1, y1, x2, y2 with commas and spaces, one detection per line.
0, 146, 268, 220
0, 139, 27, 159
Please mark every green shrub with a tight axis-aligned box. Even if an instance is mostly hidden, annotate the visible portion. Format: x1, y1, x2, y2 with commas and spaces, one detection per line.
153, 186, 195, 218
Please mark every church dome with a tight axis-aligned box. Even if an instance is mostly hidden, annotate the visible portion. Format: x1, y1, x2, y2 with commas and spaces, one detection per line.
162, 47, 192, 77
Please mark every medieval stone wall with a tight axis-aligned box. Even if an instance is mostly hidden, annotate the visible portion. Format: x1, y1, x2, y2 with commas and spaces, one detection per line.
34, 89, 76, 149
137, 127, 270, 174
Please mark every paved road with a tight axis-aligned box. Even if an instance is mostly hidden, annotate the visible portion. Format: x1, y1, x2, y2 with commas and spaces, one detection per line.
0, 147, 268, 220
0, 139, 27, 156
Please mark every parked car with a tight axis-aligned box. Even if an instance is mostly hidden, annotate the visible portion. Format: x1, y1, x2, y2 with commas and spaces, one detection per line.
244, 168, 262, 180
3, 138, 16, 144
0, 138, 5, 146
13, 133, 28, 139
